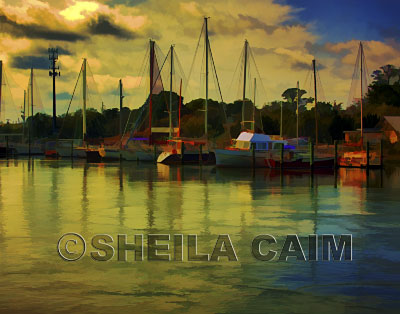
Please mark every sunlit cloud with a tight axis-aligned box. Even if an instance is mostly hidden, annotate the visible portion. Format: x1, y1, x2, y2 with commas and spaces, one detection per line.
60, 0, 99, 21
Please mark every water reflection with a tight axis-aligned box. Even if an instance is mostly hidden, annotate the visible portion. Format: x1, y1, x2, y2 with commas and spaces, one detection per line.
0, 159, 399, 313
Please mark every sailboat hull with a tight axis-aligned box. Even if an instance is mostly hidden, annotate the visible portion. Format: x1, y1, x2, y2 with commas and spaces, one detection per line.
215, 149, 266, 168
158, 151, 215, 165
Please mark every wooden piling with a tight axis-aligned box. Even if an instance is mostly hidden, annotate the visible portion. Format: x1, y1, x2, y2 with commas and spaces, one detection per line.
366, 141, 370, 170
309, 141, 314, 169
251, 143, 255, 169
280, 143, 284, 169
334, 140, 338, 169
181, 142, 185, 165
380, 139, 384, 168
199, 144, 203, 164
5, 135, 9, 158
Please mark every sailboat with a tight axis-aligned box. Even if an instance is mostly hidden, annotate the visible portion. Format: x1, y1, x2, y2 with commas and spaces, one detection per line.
157, 18, 217, 165
56, 58, 97, 158
9, 67, 44, 155
338, 42, 378, 168
215, 40, 288, 167
264, 61, 334, 169
119, 40, 173, 162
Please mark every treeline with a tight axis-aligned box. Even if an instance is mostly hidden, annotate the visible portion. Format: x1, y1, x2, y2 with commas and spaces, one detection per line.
1, 64, 400, 143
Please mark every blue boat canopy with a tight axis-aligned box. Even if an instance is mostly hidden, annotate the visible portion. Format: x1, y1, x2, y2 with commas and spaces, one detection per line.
236, 132, 271, 143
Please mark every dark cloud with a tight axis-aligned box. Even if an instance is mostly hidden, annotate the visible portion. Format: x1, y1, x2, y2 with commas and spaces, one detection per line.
379, 26, 400, 40
104, 0, 147, 7
238, 14, 278, 34
10, 56, 50, 70
86, 14, 136, 39
304, 41, 350, 57
34, 47, 73, 56
251, 47, 274, 55
0, 11, 87, 42
54, 92, 72, 100
292, 60, 326, 71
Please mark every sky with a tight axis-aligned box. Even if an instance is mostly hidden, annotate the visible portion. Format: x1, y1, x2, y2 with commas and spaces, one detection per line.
1, 0, 400, 121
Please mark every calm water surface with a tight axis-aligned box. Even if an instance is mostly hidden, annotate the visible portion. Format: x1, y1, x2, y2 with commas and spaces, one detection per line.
0, 159, 399, 313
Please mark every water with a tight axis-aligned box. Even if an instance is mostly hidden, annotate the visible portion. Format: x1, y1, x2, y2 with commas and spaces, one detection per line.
0, 159, 399, 313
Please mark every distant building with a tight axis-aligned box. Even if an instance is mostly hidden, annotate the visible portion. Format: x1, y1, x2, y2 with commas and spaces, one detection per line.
378, 116, 400, 144
344, 128, 383, 144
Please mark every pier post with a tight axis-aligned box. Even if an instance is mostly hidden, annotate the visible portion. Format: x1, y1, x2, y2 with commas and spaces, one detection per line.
71, 140, 74, 159
334, 140, 338, 169
309, 141, 314, 169
199, 144, 203, 164
280, 143, 284, 169
181, 142, 185, 165
366, 141, 370, 170
5, 135, 9, 158
380, 139, 384, 168
154, 144, 157, 163
251, 143, 256, 169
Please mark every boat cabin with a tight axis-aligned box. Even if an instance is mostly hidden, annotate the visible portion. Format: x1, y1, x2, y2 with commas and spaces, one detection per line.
233, 132, 287, 151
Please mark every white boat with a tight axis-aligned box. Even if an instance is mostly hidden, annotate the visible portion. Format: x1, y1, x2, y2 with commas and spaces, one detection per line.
215, 132, 287, 167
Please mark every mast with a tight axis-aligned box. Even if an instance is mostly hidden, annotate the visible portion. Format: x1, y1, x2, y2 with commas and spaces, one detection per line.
280, 101, 283, 138
23, 90, 26, 139
119, 79, 123, 147
0, 61, 2, 121
82, 58, 87, 140
204, 17, 209, 137
29, 68, 33, 155
360, 42, 364, 144
312, 59, 318, 145
178, 79, 182, 138
149, 40, 155, 143
252, 77, 256, 132
242, 40, 248, 129
169, 45, 174, 138
296, 80, 299, 146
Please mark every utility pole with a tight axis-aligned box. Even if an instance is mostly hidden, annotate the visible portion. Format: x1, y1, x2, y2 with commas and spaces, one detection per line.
204, 17, 209, 137
49, 48, 60, 134
312, 59, 318, 146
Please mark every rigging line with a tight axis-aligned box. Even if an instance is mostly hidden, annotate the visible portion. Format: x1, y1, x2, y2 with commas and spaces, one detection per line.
347, 44, 361, 106
228, 45, 244, 102
249, 47, 268, 104
208, 40, 224, 103
58, 66, 82, 139
316, 63, 326, 102
173, 50, 188, 93
184, 22, 205, 95
361, 42, 371, 87
1, 71, 19, 120
86, 62, 104, 109
136, 44, 150, 92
